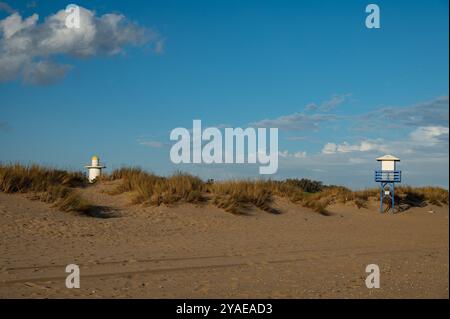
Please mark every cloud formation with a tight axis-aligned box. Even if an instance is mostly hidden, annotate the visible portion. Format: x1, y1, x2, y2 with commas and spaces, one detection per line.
252, 96, 448, 136
249, 94, 350, 131
321, 140, 388, 154
360, 96, 449, 129
305, 93, 351, 112
0, 6, 162, 84
279, 150, 307, 158
250, 113, 338, 131
409, 126, 449, 145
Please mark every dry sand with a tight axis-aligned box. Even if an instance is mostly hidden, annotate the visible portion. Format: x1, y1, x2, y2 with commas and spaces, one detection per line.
0, 181, 448, 298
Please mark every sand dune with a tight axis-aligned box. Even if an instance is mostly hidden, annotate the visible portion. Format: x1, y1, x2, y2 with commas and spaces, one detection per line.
0, 181, 448, 298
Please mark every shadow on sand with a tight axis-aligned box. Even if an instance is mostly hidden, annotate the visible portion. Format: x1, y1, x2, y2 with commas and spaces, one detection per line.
78, 205, 120, 219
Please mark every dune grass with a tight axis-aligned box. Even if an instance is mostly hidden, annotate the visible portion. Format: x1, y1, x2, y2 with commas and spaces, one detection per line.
208, 180, 278, 214
395, 186, 449, 208
108, 167, 449, 214
108, 167, 205, 206
1, 164, 448, 215
108, 168, 326, 214
0, 163, 96, 215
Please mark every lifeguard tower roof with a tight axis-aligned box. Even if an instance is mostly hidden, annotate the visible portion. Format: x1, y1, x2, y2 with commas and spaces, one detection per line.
376, 155, 400, 161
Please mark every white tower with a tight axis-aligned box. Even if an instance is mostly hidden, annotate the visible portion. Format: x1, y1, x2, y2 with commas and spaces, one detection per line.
85, 155, 106, 183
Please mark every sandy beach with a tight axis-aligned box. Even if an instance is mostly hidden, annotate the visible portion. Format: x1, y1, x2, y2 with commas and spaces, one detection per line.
0, 181, 448, 299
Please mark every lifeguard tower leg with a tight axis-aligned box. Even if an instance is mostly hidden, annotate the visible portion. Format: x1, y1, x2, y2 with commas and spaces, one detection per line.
391, 183, 395, 213
379, 185, 383, 212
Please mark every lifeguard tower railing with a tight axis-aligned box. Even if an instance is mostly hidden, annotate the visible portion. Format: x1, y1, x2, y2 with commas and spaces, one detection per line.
375, 170, 401, 213
374, 170, 401, 183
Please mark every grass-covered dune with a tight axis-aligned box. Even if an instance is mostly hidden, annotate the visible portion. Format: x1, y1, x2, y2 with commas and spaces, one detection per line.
108, 167, 449, 214
1, 164, 448, 215
0, 164, 95, 214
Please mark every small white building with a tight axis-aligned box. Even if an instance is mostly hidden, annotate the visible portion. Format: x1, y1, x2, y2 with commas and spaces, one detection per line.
376, 154, 400, 171
85, 155, 106, 183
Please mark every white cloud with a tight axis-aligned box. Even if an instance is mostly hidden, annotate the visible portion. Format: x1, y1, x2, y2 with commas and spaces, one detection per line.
0, 12, 38, 38
305, 93, 351, 112
409, 126, 449, 145
294, 151, 307, 158
0, 6, 162, 84
322, 143, 337, 154
360, 96, 449, 129
322, 140, 388, 154
278, 150, 289, 157
321, 125, 449, 159
249, 94, 350, 131
23, 60, 72, 85
250, 113, 338, 131
279, 150, 307, 158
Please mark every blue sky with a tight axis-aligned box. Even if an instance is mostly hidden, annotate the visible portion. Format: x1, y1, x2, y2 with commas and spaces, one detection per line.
0, 0, 448, 188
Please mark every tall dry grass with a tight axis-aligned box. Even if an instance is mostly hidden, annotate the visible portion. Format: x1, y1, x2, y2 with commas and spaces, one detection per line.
209, 180, 277, 214
396, 186, 449, 207
109, 168, 449, 214
108, 170, 342, 214
0, 163, 95, 214
109, 167, 204, 206
1, 164, 448, 215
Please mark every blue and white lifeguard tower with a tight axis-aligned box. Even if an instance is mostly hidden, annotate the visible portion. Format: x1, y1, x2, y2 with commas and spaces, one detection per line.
375, 155, 401, 213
